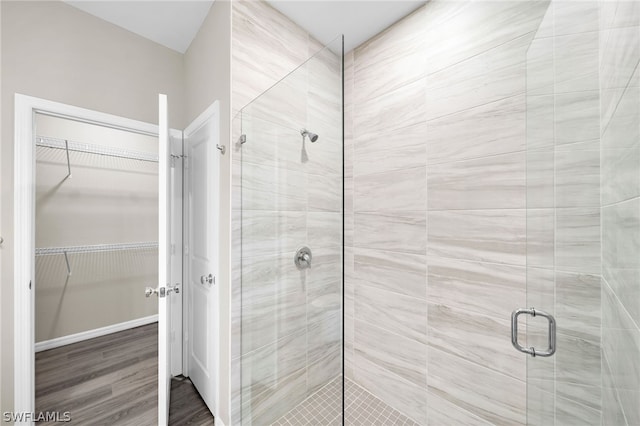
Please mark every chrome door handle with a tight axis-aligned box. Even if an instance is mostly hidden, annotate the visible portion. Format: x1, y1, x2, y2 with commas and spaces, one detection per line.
200, 274, 214, 285
511, 307, 556, 357
145, 284, 179, 298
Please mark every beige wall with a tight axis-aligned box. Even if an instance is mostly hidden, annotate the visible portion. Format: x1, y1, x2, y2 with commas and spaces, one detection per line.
183, 0, 232, 424
1, 1, 184, 420
34, 114, 159, 342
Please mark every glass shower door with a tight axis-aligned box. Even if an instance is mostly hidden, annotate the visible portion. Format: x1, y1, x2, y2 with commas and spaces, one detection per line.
238, 36, 343, 425
525, 1, 640, 425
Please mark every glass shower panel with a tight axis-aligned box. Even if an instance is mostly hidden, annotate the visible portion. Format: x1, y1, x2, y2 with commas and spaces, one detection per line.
526, 1, 640, 425
239, 36, 343, 425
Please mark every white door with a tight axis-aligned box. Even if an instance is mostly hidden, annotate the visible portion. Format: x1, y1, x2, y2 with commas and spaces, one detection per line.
157, 93, 175, 425
184, 102, 220, 415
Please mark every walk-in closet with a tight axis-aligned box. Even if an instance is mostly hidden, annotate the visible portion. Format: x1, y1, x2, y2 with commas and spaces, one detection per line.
34, 113, 160, 422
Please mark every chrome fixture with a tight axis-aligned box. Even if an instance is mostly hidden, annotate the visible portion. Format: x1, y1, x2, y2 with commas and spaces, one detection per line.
145, 284, 180, 298
216, 144, 226, 155
200, 273, 214, 286
511, 307, 556, 357
294, 246, 312, 269
300, 129, 319, 142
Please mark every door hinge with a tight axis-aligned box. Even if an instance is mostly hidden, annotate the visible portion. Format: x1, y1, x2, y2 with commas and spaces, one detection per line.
29, 280, 32, 290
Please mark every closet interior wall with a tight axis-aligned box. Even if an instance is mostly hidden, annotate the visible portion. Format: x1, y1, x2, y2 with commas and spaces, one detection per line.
35, 114, 159, 343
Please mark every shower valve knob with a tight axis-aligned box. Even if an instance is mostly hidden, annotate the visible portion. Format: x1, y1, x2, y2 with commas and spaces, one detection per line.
295, 246, 313, 269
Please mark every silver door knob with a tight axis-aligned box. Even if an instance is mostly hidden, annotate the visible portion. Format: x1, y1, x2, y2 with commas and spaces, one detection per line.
167, 284, 180, 294
145, 287, 158, 297
200, 274, 214, 285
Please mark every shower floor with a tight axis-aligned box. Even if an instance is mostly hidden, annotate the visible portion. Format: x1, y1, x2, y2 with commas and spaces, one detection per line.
271, 377, 420, 426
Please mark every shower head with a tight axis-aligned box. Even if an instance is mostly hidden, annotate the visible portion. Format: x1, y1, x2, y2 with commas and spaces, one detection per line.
301, 129, 319, 142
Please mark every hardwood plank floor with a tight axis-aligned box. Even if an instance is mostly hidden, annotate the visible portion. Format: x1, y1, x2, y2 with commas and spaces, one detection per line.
35, 323, 214, 426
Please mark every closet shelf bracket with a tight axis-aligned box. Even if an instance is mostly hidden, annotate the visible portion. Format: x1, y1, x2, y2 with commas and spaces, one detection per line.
63, 251, 72, 276
64, 140, 72, 179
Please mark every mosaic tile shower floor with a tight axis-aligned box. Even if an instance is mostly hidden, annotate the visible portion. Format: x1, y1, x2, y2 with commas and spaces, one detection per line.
271, 377, 420, 426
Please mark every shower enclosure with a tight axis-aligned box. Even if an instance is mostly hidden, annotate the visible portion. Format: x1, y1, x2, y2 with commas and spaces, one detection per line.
235, 36, 344, 425
234, 0, 640, 424
526, 1, 640, 424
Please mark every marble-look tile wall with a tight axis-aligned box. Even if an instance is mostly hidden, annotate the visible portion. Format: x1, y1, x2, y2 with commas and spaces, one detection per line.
345, 2, 549, 424
525, 2, 603, 425
599, 1, 640, 425
230, 1, 342, 425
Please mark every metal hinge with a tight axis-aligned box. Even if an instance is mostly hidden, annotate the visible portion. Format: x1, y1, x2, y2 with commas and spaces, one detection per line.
238, 134, 246, 145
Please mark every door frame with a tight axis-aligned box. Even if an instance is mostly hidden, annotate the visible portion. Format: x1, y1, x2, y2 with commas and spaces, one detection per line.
12, 94, 179, 422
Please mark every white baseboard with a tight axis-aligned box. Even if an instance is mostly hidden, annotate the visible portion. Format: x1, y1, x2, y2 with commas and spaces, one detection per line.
35, 314, 158, 352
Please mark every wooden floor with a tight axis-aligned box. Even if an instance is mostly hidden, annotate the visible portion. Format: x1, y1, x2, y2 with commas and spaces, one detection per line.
36, 323, 214, 426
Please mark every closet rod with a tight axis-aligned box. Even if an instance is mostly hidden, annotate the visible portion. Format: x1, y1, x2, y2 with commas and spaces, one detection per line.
36, 136, 159, 163
35, 242, 158, 256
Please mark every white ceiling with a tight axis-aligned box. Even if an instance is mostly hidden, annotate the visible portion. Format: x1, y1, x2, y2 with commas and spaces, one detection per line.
64, 1, 214, 53
267, 1, 427, 53
64, 0, 426, 54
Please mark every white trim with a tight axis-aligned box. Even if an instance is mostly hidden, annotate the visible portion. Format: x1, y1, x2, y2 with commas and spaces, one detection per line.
14, 94, 159, 425
35, 315, 159, 352
215, 418, 227, 426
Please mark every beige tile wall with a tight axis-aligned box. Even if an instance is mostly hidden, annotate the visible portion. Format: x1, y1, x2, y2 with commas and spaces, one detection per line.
230, 2, 342, 424
599, 1, 640, 425
345, 2, 550, 424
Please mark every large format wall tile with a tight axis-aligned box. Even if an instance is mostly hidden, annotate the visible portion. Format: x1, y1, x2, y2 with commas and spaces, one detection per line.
602, 282, 640, 425
427, 256, 525, 318
428, 303, 525, 381
354, 319, 427, 388
526, 149, 554, 208
553, 1, 599, 36
241, 288, 306, 354
554, 91, 600, 146
603, 198, 640, 326
555, 394, 601, 426
427, 152, 526, 210
241, 162, 307, 211
354, 211, 426, 254
600, 26, 640, 91
555, 149, 600, 208
526, 37, 554, 96
428, 347, 526, 425
354, 78, 426, 139
555, 272, 601, 344
554, 31, 599, 93
428, 209, 526, 266
427, 94, 525, 164
428, 392, 493, 426
555, 207, 600, 274
354, 6, 426, 103
423, 0, 549, 75
354, 122, 427, 176
355, 166, 427, 212
241, 211, 306, 258
241, 329, 307, 398
354, 352, 428, 424
425, 34, 529, 120
354, 248, 427, 300
355, 283, 428, 345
